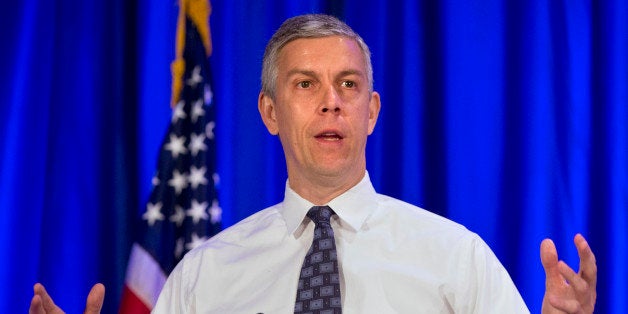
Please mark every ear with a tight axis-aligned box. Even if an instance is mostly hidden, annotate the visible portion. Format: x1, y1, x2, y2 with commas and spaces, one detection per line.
258, 92, 279, 135
367, 91, 381, 135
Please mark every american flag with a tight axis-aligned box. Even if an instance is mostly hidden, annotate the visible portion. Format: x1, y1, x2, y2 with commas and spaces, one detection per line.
119, 3, 220, 312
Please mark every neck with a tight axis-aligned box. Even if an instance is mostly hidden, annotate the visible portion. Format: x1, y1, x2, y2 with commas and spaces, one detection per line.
288, 168, 366, 205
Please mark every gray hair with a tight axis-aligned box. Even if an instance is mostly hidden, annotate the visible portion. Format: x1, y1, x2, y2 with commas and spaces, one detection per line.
261, 14, 373, 99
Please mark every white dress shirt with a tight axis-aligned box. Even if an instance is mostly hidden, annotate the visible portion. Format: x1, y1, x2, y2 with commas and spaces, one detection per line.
153, 172, 529, 313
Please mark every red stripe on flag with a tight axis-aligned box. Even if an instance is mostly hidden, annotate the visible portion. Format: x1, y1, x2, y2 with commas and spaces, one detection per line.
123, 244, 168, 309
119, 285, 151, 314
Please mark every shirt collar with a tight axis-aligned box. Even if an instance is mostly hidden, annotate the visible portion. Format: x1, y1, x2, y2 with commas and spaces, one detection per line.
280, 171, 379, 235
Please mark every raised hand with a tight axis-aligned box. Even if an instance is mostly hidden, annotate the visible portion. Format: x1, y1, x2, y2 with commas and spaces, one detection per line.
540, 234, 597, 314
29, 283, 105, 314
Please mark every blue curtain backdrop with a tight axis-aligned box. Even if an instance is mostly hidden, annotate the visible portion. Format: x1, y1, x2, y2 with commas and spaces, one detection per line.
1, 0, 625, 313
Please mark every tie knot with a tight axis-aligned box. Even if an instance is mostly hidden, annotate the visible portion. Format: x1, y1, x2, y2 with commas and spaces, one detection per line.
307, 206, 335, 226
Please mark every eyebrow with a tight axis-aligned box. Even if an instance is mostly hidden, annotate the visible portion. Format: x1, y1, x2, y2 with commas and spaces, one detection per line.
286, 69, 317, 79
337, 69, 365, 78
285, 68, 365, 79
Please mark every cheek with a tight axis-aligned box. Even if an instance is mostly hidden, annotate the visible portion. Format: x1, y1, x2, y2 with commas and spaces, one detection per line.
354, 106, 374, 131
276, 111, 307, 141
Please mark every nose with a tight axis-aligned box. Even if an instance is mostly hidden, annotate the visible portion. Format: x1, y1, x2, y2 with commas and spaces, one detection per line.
320, 85, 342, 114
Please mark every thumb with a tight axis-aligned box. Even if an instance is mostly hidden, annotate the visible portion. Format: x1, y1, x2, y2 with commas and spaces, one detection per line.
540, 238, 563, 293
83, 283, 105, 314
540, 239, 558, 273
29, 294, 45, 314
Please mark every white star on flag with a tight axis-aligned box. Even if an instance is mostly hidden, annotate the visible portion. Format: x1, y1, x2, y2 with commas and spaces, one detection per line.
204, 84, 213, 105
186, 66, 203, 87
188, 166, 208, 189
143, 202, 164, 226
209, 199, 222, 224
186, 233, 208, 251
169, 205, 186, 227
165, 134, 188, 158
206, 121, 215, 140
191, 99, 205, 123
175, 238, 185, 259
168, 170, 188, 195
189, 133, 207, 156
186, 199, 209, 223
172, 101, 187, 122
213, 173, 220, 186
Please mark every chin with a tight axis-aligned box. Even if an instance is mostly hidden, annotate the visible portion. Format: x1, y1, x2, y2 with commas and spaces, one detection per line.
314, 162, 357, 178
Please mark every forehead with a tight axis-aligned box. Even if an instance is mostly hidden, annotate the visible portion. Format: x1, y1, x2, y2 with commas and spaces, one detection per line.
276, 36, 366, 74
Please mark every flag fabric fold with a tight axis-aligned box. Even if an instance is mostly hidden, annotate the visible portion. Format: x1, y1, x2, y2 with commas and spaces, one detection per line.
119, 1, 219, 312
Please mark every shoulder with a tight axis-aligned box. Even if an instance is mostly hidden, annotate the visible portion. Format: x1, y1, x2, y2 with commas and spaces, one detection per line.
374, 193, 472, 237
186, 203, 284, 258
160, 203, 286, 299
365, 193, 497, 263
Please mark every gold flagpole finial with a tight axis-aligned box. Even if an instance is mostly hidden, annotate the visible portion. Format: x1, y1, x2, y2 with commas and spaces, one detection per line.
171, 0, 212, 107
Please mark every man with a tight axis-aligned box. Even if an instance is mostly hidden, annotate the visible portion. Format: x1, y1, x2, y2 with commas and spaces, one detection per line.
30, 14, 596, 314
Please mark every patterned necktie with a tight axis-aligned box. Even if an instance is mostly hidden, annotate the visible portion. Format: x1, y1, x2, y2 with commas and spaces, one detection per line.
294, 206, 342, 313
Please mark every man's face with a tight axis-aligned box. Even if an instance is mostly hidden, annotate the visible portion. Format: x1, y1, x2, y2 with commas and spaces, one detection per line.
259, 36, 380, 189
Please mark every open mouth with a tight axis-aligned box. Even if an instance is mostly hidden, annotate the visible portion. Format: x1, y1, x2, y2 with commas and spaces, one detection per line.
315, 131, 344, 141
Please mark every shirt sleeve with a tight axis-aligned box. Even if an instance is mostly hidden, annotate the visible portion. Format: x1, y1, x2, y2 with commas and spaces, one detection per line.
456, 234, 530, 314
152, 258, 188, 314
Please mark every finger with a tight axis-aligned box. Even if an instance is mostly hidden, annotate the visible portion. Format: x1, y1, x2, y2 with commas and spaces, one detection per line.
574, 234, 597, 285
540, 239, 561, 281
540, 239, 558, 269
33, 283, 59, 312
29, 294, 44, 314
84, 283, 105, 314
548, 294, 581, 313
557, 261, 589, 292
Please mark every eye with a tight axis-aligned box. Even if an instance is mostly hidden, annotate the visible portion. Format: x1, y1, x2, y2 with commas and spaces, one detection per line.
298, 81, 311, 88
341, 81, 355, 88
